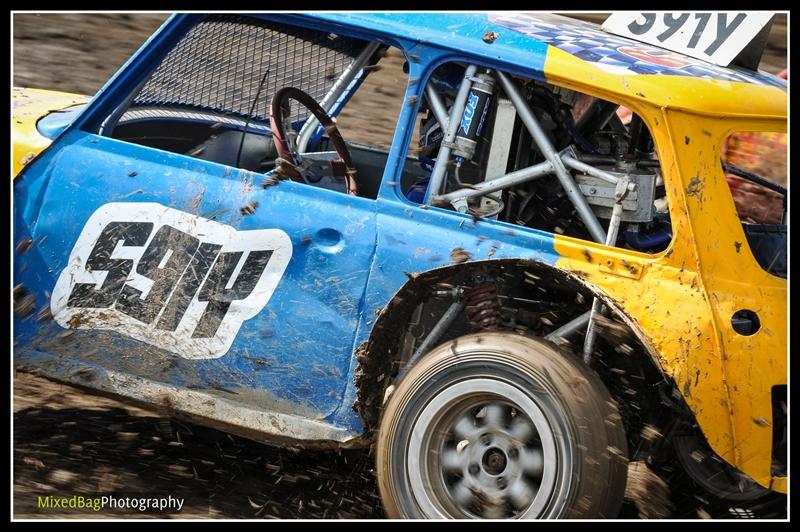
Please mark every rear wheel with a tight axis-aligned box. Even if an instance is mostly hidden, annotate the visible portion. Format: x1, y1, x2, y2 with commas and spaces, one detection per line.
376, 332, 628, 519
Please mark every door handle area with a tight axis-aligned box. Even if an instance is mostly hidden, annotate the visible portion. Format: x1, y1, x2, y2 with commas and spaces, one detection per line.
312, 228, 344, 253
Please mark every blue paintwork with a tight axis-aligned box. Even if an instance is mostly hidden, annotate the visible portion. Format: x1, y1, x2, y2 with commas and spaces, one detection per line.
15, 12, 567, 439
36, 104, 87, 139
305, 12, 550, 82
15, 128, 378, 422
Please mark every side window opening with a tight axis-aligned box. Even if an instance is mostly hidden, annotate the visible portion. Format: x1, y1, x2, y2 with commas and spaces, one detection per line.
302, 45, 414, 200
95, 15, 409, 200
402, 61, 672, 254
720, 130, 787, 278
336, 47, 420, 152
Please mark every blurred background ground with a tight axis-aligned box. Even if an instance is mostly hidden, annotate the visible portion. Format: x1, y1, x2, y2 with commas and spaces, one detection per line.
12, 12, 788, 520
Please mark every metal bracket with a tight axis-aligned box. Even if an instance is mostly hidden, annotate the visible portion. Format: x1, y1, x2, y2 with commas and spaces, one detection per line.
450, 197, 469, 213
582, 174, 631, 363
399, 294, 465, 379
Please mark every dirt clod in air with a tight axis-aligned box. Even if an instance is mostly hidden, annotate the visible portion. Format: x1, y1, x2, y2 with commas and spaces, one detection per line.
624, 461, 674, 519
449, 247, 472, 264
14, 284, 37, 318
240, 200, 259, 216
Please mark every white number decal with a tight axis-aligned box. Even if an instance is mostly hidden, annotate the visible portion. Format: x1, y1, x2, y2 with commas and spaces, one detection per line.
602, 12, 774, 67
51, 203, 293, 359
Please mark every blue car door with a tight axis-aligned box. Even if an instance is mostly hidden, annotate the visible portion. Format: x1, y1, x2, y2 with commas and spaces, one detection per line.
14, 128, 377, 429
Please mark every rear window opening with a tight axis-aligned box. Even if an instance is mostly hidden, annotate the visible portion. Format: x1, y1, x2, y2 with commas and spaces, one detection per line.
720, 130, 787, 277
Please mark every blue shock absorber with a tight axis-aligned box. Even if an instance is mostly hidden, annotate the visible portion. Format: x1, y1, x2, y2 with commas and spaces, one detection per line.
452, 71, 495, 165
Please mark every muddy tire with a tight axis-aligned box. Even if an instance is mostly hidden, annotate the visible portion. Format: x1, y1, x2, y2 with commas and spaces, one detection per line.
376, 331, 628, 519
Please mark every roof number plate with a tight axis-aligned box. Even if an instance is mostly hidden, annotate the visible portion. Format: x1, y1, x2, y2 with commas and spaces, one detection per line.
601, 12, 774, 68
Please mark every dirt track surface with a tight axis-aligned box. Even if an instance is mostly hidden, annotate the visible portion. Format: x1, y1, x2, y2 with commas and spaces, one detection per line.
13, 371, 787, 520
14, 372, 384, 519
12, 13, 788, 521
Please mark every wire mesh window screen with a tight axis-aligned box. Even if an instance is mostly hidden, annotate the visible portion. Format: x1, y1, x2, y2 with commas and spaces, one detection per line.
132, 15, 368, 125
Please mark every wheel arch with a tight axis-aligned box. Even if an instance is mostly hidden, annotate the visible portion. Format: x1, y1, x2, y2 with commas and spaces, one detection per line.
354, 257, 672, 432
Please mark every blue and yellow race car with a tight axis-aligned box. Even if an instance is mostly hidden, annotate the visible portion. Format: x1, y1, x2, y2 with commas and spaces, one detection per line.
13, 13, 787, 518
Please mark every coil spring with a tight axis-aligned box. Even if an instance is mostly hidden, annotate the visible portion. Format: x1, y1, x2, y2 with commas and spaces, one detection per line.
463, 282, 503, 331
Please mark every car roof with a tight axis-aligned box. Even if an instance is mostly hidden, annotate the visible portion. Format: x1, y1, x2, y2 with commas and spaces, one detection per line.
304, 12, 786, 119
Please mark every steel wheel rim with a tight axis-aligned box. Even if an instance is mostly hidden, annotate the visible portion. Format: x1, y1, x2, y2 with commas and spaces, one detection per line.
406, 378, 562, 519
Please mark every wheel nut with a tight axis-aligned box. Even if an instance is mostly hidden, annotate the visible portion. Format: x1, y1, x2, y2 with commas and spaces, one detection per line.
507, 448, 518, 459
481, 434, 492, 446
497, 477, 507, 489
468, 463, 480, 475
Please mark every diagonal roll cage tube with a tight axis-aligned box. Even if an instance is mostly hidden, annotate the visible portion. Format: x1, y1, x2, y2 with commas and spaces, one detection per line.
544, 310, 591, 341
561, 152, 620, 186
494, 71, 607, 244
296, 42, 382, 154
424, 83, 450, 131
423, 64, 479, 205
400, 298, 467, 380
433, 160, 554, 204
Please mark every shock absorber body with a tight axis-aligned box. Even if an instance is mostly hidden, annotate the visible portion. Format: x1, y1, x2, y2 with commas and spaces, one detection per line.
452, 71, 496, 165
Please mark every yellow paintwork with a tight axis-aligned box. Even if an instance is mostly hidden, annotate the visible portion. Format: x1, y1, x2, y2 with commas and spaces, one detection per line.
544, 47, 787, 492
542, 47, 787, 120
12, 87, 88, 177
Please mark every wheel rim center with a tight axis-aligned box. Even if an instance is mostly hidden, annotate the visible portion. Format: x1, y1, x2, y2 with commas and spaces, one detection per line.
482, 447, 507, 475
